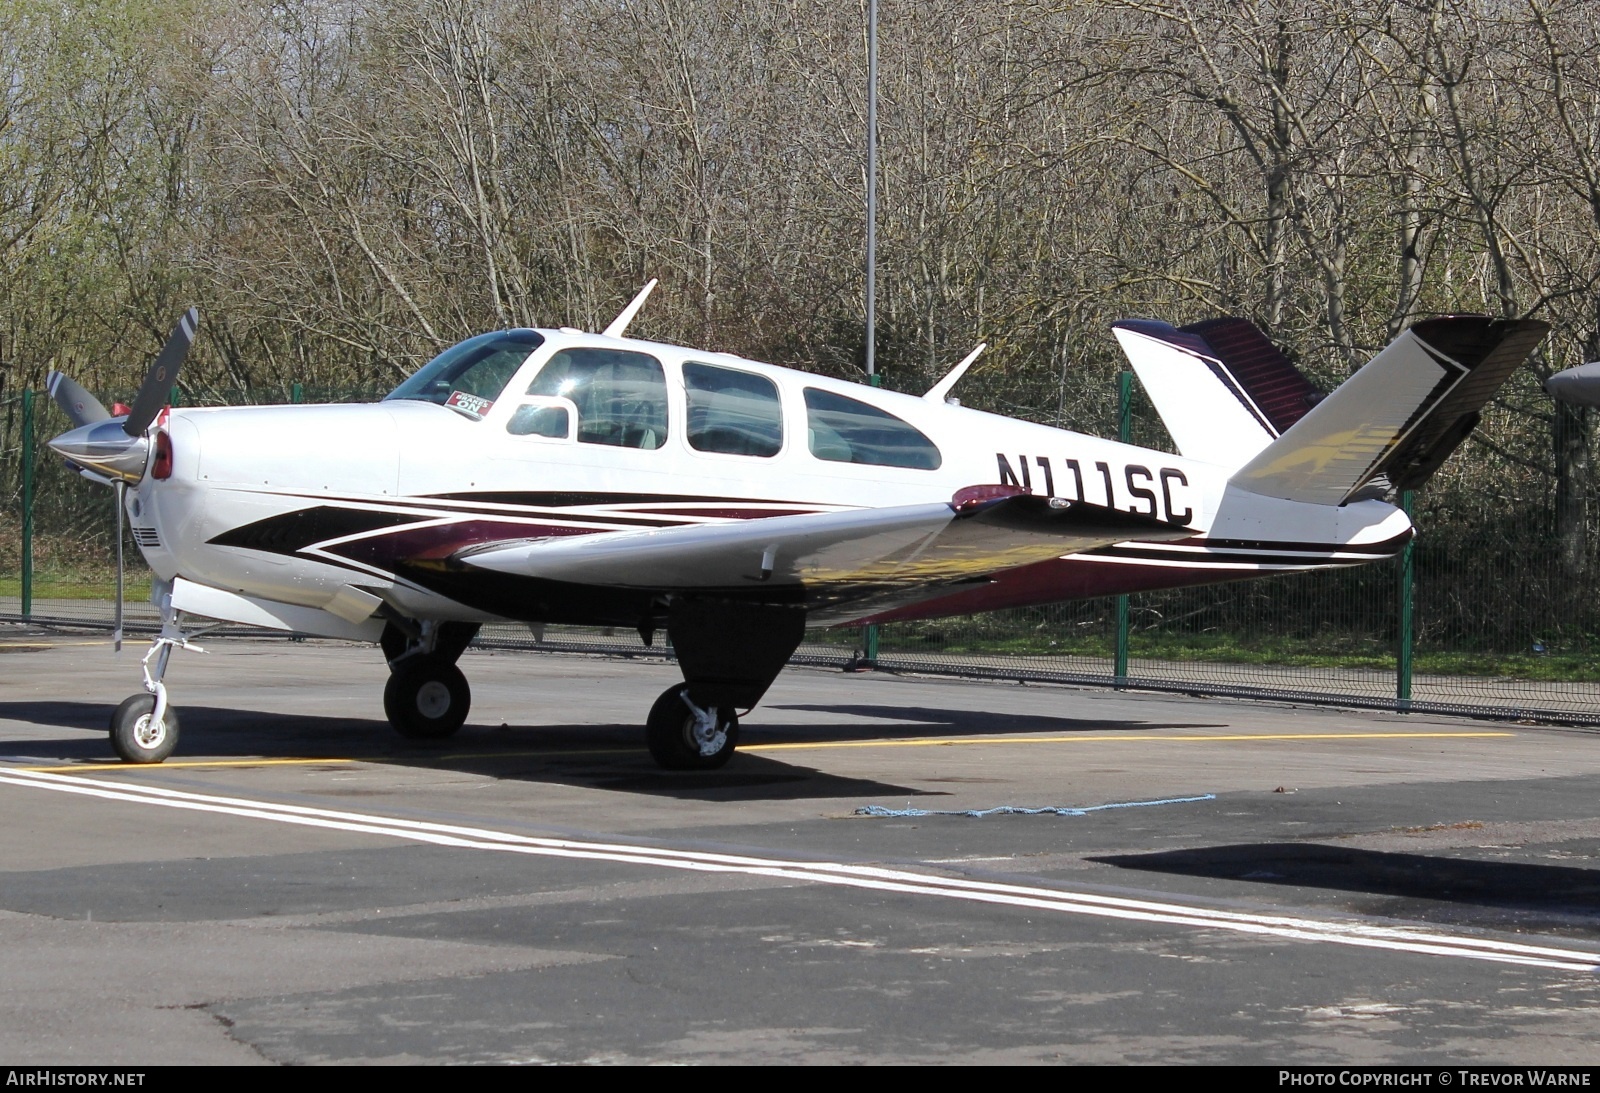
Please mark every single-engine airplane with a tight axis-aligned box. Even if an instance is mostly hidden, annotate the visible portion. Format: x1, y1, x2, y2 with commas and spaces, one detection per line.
45, 283, 1547, 769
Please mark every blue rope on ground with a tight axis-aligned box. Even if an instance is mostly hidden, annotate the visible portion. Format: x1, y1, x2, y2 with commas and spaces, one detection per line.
854, 793, 1216, 819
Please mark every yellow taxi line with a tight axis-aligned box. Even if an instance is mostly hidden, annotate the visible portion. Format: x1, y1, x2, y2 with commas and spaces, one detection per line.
0, 640, 116, 649
741, 730, 1514, 752
4, 729, 1513, 773
3, 747, 637, 773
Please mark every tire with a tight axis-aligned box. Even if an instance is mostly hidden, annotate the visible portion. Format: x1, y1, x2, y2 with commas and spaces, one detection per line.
645, 685, 738, 770
384, 656, 471, 739
109, 694, 180, 764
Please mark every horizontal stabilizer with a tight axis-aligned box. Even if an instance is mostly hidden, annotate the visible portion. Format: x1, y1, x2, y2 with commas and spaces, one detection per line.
1112, 316, 1321, 469
1229, 316, 1548, 505
455, 487, 1194, 592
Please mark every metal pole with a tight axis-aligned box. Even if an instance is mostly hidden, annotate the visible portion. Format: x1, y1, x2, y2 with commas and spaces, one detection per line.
1397, 489, 1415, 711
865, 0, 877, 386
860, 0, 881, 664
20, 388, 33, 619
1114, 371, 1132, 687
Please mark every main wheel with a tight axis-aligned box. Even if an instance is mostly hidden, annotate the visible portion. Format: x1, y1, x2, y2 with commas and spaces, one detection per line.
109, 694, 180, 764
384, 656, 471, 739
645, 685, 739, 770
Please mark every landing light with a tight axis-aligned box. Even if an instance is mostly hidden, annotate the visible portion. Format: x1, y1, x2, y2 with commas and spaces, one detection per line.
152, 430, 174, 480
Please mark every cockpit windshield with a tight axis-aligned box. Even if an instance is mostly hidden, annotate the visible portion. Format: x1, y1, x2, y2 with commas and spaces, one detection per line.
384, 330, 545, 419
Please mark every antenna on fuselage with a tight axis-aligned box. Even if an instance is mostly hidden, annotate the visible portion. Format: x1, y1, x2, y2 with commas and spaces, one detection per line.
923, 343, 986, 403
602, 279, 659, 338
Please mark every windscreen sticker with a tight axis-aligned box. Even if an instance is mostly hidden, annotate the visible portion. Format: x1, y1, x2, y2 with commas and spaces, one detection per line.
445, 390, 493, 417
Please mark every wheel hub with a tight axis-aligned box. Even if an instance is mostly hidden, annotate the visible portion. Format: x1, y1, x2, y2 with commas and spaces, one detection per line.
415, 680, 452, 720
133, 713, 166, 750
682, 694, 726, 757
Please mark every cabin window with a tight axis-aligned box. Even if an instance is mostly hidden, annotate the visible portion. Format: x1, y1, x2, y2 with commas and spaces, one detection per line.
385, 330, 544, 418
526, 347, 668, 449
683, 362, 783, 457
506, 402, 571, 438
803, 388, 942, 470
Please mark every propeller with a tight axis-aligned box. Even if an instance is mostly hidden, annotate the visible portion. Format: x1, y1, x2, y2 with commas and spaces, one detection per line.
123, 307, 198, 436
46, 371, 111, 428
45, 308, 200, 651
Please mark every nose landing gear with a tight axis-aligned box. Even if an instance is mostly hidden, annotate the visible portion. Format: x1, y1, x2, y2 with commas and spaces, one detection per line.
109, 590, 207, 763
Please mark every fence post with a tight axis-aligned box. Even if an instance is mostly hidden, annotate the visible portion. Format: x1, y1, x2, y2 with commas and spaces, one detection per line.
1114, 370, 1132, 687
1397, 489, 1415, 711
20, 388, 33, 619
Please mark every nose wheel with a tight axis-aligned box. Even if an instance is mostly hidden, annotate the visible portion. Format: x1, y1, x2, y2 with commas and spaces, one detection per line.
646, 685, 739, 770
384, 656, 471, 739
109, 693, 180, 764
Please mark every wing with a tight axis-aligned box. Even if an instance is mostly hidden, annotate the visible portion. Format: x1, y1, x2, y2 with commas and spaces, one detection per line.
455, 485, 1194, 610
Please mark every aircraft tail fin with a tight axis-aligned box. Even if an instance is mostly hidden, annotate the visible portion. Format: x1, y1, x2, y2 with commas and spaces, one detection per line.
1228, 316, 1548, 506
1112, 317, 1321, 469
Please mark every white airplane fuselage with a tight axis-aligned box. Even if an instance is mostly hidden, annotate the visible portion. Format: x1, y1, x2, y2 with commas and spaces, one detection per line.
129, 327, 1411, 635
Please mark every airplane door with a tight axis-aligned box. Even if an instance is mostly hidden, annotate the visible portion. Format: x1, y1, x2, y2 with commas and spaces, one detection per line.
487, 346, 686, 498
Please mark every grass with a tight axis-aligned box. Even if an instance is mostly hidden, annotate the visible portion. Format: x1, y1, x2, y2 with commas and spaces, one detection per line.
869, 627, 1600, 682
0, 572, 152, 602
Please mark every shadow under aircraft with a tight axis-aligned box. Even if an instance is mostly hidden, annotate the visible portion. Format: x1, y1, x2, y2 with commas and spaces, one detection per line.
1093, 842, 1600, 935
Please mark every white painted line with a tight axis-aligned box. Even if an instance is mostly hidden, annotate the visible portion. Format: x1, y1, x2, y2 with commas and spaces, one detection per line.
3, 767, 1595, 972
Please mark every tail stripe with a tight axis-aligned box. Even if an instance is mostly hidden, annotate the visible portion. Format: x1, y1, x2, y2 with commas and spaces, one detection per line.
1180, 317, 1321, 435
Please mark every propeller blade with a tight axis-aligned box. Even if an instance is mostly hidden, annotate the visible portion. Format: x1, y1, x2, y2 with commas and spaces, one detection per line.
114, 481, 126, 652
124, 307, 199, 437
46, 371, 111, 427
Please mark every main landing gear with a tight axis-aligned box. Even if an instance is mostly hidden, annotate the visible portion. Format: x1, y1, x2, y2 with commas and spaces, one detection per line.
646, 685, 739, 770
380, 620, 479, 739
644, 598, 806, 772
376, 602, 803, 773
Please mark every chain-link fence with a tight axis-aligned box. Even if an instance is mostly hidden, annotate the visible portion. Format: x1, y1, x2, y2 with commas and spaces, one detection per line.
6, 383, 1600, 724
